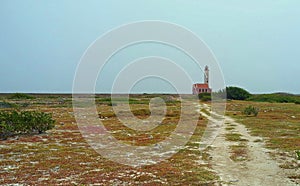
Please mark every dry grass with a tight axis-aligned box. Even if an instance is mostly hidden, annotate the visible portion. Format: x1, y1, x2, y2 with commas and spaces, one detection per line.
225, 133, 248, 142
225, 127, 235, 131
227, 101, 300, 152
229, 144, 248, 161
226, 100, 300, 184
3, 96, 299, 184
0, 95, 218, 185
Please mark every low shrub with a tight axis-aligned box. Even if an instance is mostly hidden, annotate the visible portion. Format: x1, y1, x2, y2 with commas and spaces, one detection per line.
296, 151, 300, 160
8, 93, 35, 100
132, 109, 151, 116
248, 93, 300, 103
0, 111, 55, 140
226, 86, 251, 100
0, 101, 17, 108
242, 106, 259, 117
0, 121, 14, 140
198, 93, 211, 101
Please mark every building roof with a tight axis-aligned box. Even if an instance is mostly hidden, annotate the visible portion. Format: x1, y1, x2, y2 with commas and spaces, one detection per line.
193, 83, 210, 88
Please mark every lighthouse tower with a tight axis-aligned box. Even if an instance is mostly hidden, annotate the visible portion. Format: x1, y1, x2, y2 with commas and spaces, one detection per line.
204, 65, 209, 85
192, 65, 212, 95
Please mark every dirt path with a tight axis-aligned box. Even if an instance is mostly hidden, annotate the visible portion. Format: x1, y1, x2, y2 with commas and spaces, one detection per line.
198, 104, 297, 186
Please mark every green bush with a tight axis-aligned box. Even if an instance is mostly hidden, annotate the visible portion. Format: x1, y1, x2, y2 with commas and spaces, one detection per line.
296, 151, 300, 160
248, 93, 300, 103
226, 86, 251, 100
0, 101, 17, 108
0, 111, 55, 140
0, 121, 14, 140
242, 106, 259, 117
8, 93, 35, 100
198, 93, 211, 101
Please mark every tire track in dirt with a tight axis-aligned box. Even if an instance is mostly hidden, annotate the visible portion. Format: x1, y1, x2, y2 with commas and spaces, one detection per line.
198, 104, 296, 186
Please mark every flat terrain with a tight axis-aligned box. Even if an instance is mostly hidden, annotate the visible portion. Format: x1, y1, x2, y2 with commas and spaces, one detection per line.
0, 95, 299, 185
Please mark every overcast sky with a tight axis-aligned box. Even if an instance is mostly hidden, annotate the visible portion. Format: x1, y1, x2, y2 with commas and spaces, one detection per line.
0, 1, 299, 94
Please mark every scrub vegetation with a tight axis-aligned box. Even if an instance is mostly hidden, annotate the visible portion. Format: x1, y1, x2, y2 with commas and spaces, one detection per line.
0, 94, 218, 185
0, 92, 299, 184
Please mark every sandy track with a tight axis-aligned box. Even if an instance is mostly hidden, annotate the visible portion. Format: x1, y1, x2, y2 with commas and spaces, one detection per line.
198, 105, 297, 186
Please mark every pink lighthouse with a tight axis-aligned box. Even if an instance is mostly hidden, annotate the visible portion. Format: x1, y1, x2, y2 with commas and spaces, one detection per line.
192, 65, 212, 95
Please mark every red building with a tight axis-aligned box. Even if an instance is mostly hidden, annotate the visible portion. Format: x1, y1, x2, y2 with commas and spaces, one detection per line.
192, 83, 212, 94
192, 65, 212, 95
